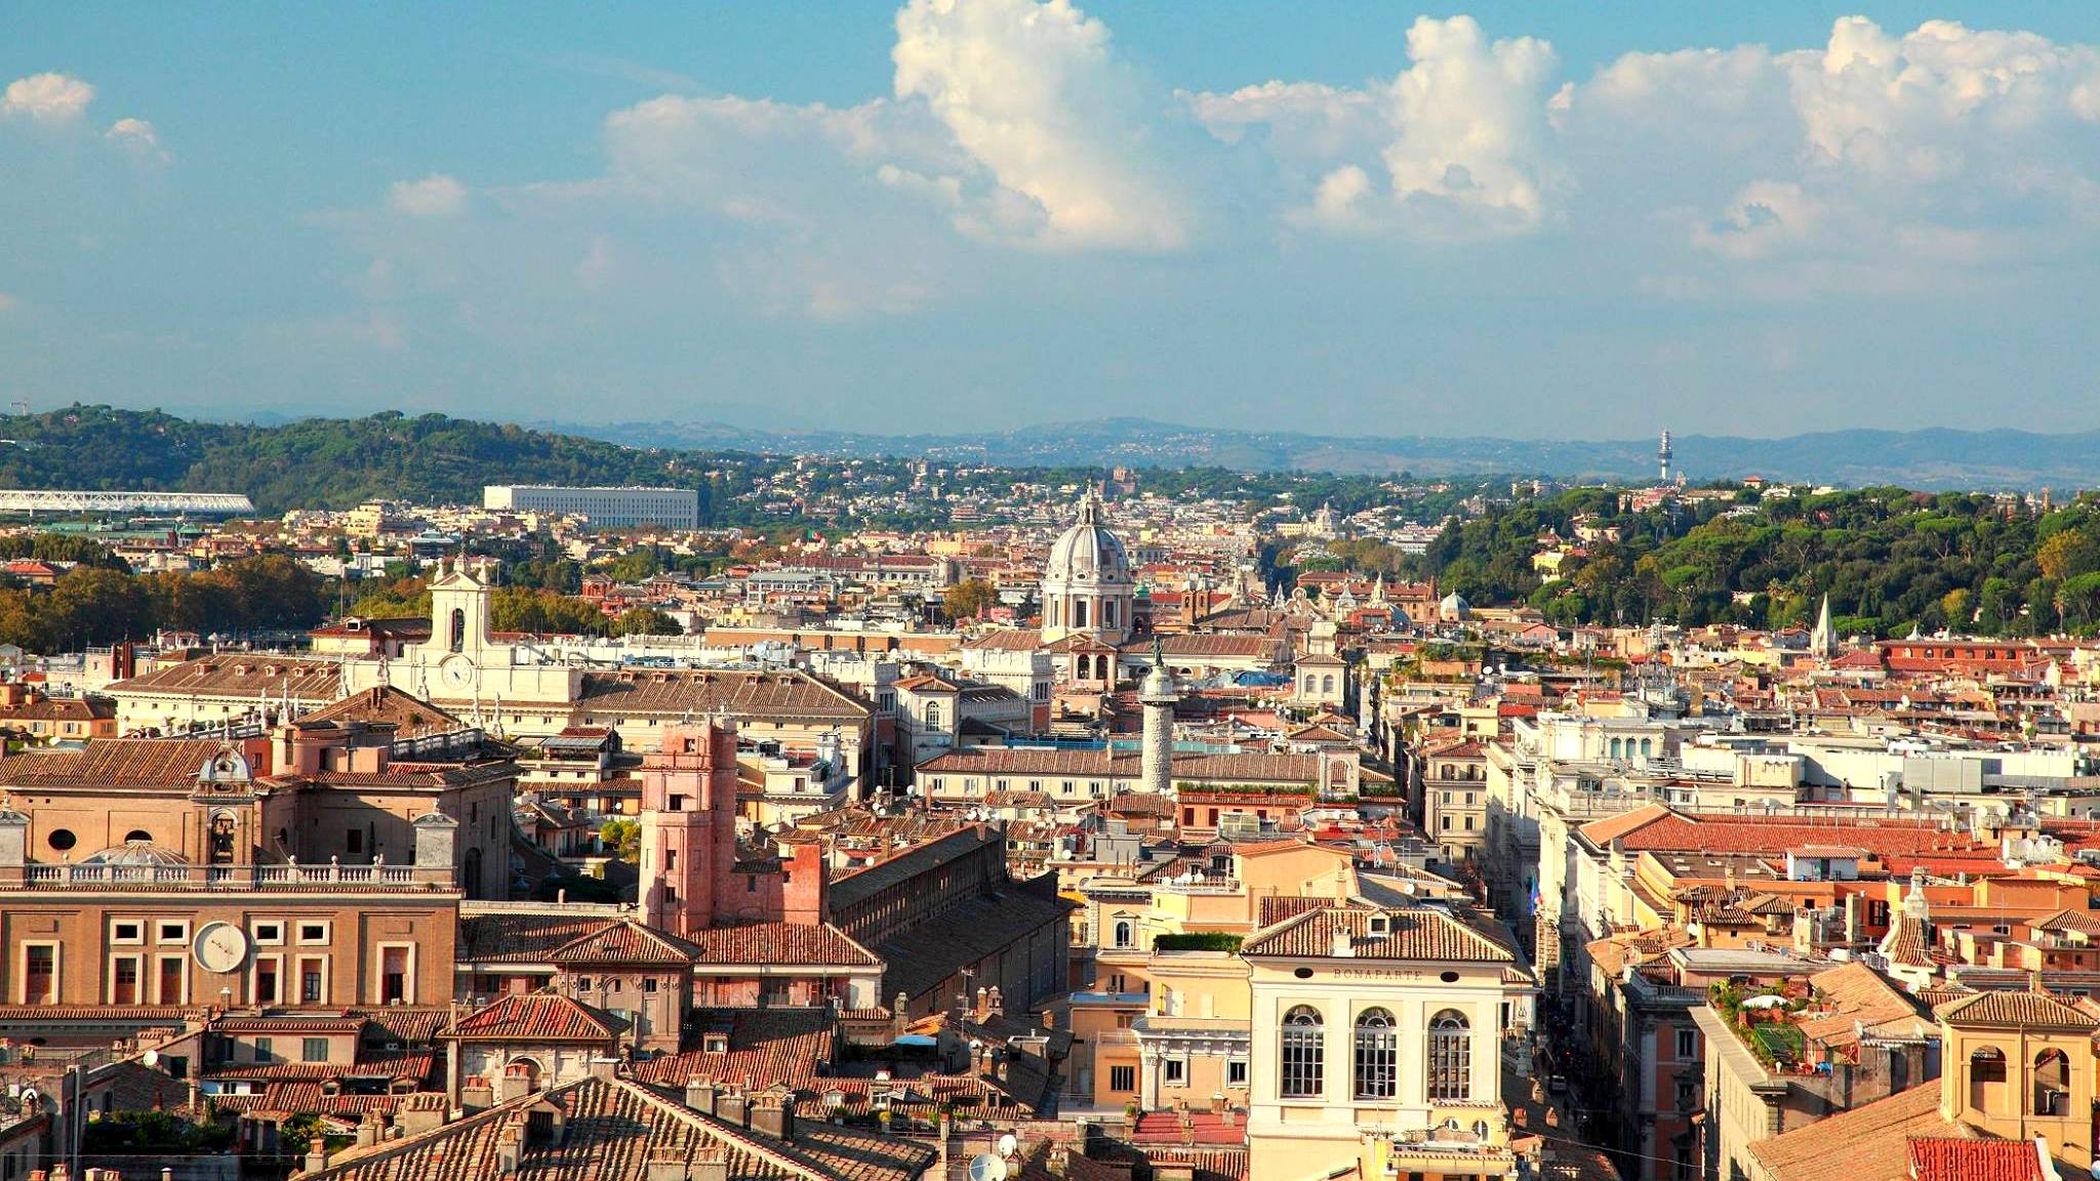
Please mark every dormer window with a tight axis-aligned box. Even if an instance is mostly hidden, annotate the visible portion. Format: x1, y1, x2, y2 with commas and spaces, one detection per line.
1367, 916, 1389, 936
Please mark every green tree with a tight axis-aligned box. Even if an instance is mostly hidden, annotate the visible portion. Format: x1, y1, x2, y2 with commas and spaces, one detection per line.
600, 818, 641, 861
942, 577, 998, 621
617, 607, 683, 636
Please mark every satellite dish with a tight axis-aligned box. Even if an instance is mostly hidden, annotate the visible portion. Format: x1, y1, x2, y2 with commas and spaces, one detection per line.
967, 1153, 1009, 1181
998, 1133, 1018, 1158
142, 1049, 160, 1068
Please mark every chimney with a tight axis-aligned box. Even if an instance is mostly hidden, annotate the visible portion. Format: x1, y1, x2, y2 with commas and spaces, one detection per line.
356, 1112, 379, 1148
587, 1056, 620, 1082
692, 1147, 729, 1181
718, 1087, 748, 1127
1331, 925, 1355, 958
643, 1148, 688, 1181
749, 1088, 795, 1142
303, 1149, 327, 1175
892, 991, 911, 1035
684, 1078, 718, 1116
975, 986, 990, 1021
987, 986, 1003, 1019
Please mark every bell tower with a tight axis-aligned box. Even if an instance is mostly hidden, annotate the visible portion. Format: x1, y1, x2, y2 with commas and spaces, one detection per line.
427, 559, 493, 658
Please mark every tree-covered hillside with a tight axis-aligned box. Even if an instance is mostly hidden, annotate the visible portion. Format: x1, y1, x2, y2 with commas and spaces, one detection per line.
0, 406, 749, 516
1418, 486, 2100, 637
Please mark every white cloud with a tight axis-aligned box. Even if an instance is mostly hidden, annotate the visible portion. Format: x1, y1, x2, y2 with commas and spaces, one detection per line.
892, 0, 1192, 252
2, 73, 95, 122
1198, 16, 1564, 240
104, 117, 169, 163
388, 173, 469, 217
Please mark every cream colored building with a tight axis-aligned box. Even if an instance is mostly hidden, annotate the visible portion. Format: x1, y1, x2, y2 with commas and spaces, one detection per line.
1242, 901, 1536, 1181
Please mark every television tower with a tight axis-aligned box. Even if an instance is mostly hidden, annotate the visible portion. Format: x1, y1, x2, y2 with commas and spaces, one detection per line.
1658, 428, 1673, 484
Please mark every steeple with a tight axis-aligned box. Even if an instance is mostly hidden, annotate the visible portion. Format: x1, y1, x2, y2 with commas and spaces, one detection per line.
1811, 593, 1838, 659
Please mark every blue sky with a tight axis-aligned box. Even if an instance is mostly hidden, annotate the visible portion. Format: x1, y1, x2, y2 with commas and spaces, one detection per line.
6, 2, 2100, 439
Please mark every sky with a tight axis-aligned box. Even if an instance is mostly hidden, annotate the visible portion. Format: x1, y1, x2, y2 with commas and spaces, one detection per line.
5, 2, 2100, 441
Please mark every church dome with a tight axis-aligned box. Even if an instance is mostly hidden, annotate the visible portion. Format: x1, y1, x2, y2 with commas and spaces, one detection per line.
80, 840, 191, 868
1045, 493, 1131, 586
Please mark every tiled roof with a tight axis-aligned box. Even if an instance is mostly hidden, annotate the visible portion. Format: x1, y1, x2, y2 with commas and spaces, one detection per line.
2030, 908, 2100, 936
1745, 1084, 1972, 1181
876, 885, 1072, 1003
916, 747, 1132, 777
299, 1075, 935, 1181
440, 992, 628, 1043
576, 668, 870, 722
1906, 1138, 2045, 1181
1604, 812, 1983, 858
110, 655, 343, 699
1242, 902, 1516, 963
686, 922, 880, 968
1933, 989, 2100, 1029
0, 738, 234, 788
302, 686, 468, 739
627, 1008, 832, 1089
459, 914, 611, 963
549, 921, 703, 966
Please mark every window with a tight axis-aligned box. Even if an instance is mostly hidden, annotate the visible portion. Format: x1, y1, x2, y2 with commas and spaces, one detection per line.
157, 956, 185, 1004
124, 829, 153, 843
1354, 1008, 1398, 1099
255, 958, 281, 1005
643, 978, 659, 994
1110, 1065, 1136, 1093
1676, 1029, 1698, 1059
297, 922, 330, 945
346, 828, 363, 855
669, 794, 687, 812
1280, 1006, 1324, 1098
924, 702, 943, 728
253, 922, 284, 945
1163, 1058, 1186, 1084
47, 828, 76, 852
302, 1038, 329, 1063
157, 921, 188, 945
1113, 920, 1134, 949
1427, 1009, 1472, 1101
1228, 1059, 1248, 1086
2035, 1049, 2070, 1116
254, 1037, 275, 1063
299, 957, 326, 1004
113, 921, 144, 945
381, 946, 410, 1005
111, 956, 142, 1004
23, 944, 57, 1004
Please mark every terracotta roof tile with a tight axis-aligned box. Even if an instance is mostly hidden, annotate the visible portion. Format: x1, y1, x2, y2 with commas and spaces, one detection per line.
441, 992, 627, 1043
1906, 1138, 2045, 1181
1242, 902, 1515, 963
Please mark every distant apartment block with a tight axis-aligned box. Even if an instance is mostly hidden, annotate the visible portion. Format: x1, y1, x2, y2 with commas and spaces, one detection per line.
482, 484, 699, 529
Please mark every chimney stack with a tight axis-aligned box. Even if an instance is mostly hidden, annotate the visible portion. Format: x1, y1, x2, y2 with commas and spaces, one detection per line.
684, 1078, 718, 1116
692, 1146, 729, 1181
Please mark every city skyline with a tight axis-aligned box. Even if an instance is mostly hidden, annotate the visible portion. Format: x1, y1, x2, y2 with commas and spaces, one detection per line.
7, 1, 2100, 438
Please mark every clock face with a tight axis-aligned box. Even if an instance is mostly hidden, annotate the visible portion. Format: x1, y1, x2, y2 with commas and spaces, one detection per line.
440, 654, 478, 692
193, 921, 250, 974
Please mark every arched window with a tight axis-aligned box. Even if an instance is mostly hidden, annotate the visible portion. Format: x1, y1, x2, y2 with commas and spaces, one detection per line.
1608, 738, 1622, 758
1640, 737, 1653, 757
123, 829, 153, 843
1280, 1006, 1324, 1098
449, 608, 466, 654
1353, 1008, 1398, 1099
1969, 1046, 2006, 1113
1113, 920, 1133, 949
2035, 1048, 2070, 1116
1427, 1009, 1471, 1101
1322, 675, 1335, 694
924, 701, 943, 729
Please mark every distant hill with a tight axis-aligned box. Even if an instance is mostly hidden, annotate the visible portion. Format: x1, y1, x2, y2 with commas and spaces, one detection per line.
4, 406, 2096, 517
0, 407, 734, 516
563, 416, 2100, 490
